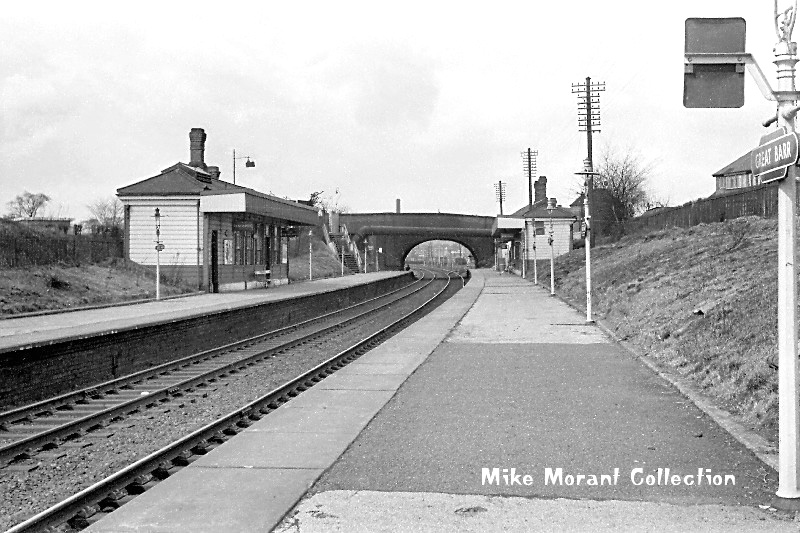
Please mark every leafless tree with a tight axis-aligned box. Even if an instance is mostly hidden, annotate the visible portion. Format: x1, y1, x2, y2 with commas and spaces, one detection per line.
6, 191, 51, 218
318, 188, 351, 213
87, 197, 124, 230
595, 145, 656, 220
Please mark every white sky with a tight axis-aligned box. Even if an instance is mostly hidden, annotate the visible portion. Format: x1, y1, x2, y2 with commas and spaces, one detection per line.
0, 1, 786, 221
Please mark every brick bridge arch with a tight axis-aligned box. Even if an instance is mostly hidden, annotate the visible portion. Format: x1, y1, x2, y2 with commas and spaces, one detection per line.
340, 213, 495, 269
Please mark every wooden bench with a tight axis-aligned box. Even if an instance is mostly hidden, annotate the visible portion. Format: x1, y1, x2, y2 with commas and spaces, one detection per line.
254, 269, 271, 286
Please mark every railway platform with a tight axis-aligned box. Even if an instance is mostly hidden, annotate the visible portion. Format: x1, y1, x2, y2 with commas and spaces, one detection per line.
85, 269, 791, 532
0, 271, 405, 352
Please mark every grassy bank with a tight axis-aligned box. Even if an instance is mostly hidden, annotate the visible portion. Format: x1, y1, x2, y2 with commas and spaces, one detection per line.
288, 232, 355, 282
0, 230, 354, 316
534, 216, 781, 443
0, 258, 196, 316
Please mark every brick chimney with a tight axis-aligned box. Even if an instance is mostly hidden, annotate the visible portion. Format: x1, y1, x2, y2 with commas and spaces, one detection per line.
207, 166, 220, 180
189, 128, 207, 169
534, 176, 547, 205
396, 199, 401, 213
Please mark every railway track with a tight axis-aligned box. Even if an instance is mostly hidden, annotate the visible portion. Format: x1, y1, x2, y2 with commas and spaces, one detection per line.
0, 271, 437, 466
3, 268, 464, 533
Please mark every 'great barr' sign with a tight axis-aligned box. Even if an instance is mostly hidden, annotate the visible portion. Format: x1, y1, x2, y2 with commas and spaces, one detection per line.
751, 127, 799, 184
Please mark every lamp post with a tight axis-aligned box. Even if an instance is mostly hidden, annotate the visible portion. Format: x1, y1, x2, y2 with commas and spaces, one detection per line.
154, 208, 163, 301
308, 230, 313, 281
547, 199, 555, 296
232, 149, 256, 185
522, 221, 527, 279
575, 158, 600, 323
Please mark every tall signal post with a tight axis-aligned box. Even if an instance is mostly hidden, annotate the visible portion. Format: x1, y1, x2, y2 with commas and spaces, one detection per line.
494, 181, 507, 215
572, 77, 605, 323
683, 6, 800, 509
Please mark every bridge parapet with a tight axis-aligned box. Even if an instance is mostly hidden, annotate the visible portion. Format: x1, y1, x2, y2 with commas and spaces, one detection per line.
340, 213, 496, 269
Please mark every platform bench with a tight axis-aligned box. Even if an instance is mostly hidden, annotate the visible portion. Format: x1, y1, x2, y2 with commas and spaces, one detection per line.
254, 269, 271, 286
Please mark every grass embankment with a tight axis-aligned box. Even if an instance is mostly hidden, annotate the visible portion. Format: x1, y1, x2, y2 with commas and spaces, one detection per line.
288, 232, 355, 282
0, 233, 351, 316
535, 216, 781, 443
0, 258, 196, 316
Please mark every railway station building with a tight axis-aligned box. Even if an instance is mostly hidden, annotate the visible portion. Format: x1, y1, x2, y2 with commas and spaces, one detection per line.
117, 128, 319, 292
491, 176, 576, 272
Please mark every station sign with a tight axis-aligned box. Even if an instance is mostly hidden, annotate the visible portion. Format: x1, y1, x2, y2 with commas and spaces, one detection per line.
155, 243, 165, 251
233, 220, 256, 233
751, 127, 799, 183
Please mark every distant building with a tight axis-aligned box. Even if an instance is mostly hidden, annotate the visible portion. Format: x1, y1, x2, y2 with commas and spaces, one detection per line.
14, 217, 73, 234
492, 176, 576, 272
569, 187, 623, 238
712, 151, 760, 194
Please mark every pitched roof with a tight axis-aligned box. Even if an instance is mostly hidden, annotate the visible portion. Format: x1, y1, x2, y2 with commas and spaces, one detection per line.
508, 198, 548, 217
712, 151, 751, 177
116, 163, 247, 196
507, 202, 576, 219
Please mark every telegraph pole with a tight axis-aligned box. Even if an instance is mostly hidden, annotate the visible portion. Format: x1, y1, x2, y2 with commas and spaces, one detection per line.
521, 148, 538, 206
572, 76, 605, 233
573, 77, 605, 165
572, 77, 604, 322
494, 181, 507, 215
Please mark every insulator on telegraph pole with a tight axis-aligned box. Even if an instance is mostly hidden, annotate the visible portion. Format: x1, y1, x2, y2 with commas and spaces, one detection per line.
521, 148, 538, 206
493, 181, 507, 215
572, 77, 606, 165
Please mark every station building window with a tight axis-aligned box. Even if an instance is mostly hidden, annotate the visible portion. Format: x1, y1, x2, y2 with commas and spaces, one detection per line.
232, 219, 261, 266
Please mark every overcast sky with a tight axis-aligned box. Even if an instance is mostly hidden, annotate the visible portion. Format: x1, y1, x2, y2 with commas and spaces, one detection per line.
0, 1, 786, 221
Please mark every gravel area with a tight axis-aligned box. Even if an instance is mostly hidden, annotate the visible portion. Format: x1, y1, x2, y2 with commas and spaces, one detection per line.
0, 278, 453, 531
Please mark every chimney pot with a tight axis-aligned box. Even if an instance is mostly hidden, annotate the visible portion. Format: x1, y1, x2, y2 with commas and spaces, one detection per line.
189, 128, 207, 169
207, 165, 220, 179
534, 176, 547, 204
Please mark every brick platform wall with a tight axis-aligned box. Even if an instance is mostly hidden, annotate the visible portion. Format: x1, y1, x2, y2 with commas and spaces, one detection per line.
0, 274, 413, 409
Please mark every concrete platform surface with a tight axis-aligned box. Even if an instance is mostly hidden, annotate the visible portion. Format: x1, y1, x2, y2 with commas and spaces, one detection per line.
84, 269, 483, 532
0, 271, 405, 351
85, 270, 793, 532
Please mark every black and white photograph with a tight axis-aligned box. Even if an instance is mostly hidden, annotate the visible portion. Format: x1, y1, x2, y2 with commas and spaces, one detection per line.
1, 1, 799, 531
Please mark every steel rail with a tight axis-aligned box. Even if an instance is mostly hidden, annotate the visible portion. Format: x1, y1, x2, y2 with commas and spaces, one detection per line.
0, 273, 424, 428
0, 273, 432, 464
5, 269, 455, 533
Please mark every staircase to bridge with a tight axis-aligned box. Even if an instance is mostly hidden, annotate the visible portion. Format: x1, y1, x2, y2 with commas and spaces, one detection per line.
330, 234, 361, 274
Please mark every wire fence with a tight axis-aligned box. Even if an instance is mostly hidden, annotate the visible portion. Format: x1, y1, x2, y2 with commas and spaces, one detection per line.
624, 183, 785, 233
0, 234, 124, 267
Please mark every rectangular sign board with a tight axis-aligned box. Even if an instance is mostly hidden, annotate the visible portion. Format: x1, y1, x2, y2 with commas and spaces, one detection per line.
751, 127, 799, 183
683, 18, 746, 108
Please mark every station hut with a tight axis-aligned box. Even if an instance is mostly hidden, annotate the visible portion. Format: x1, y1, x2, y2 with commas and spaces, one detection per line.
491, 177, 576, 272
117, 128, 319, 292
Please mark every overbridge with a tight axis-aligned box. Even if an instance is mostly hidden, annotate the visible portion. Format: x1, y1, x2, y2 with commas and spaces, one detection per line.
340, 212, 495, 269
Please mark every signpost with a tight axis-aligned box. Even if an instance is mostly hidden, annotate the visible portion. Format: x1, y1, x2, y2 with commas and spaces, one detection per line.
751, 127, 799, 183
575, 159, 599, 323
684, 5, 800, 510
154, 208, 162, 301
